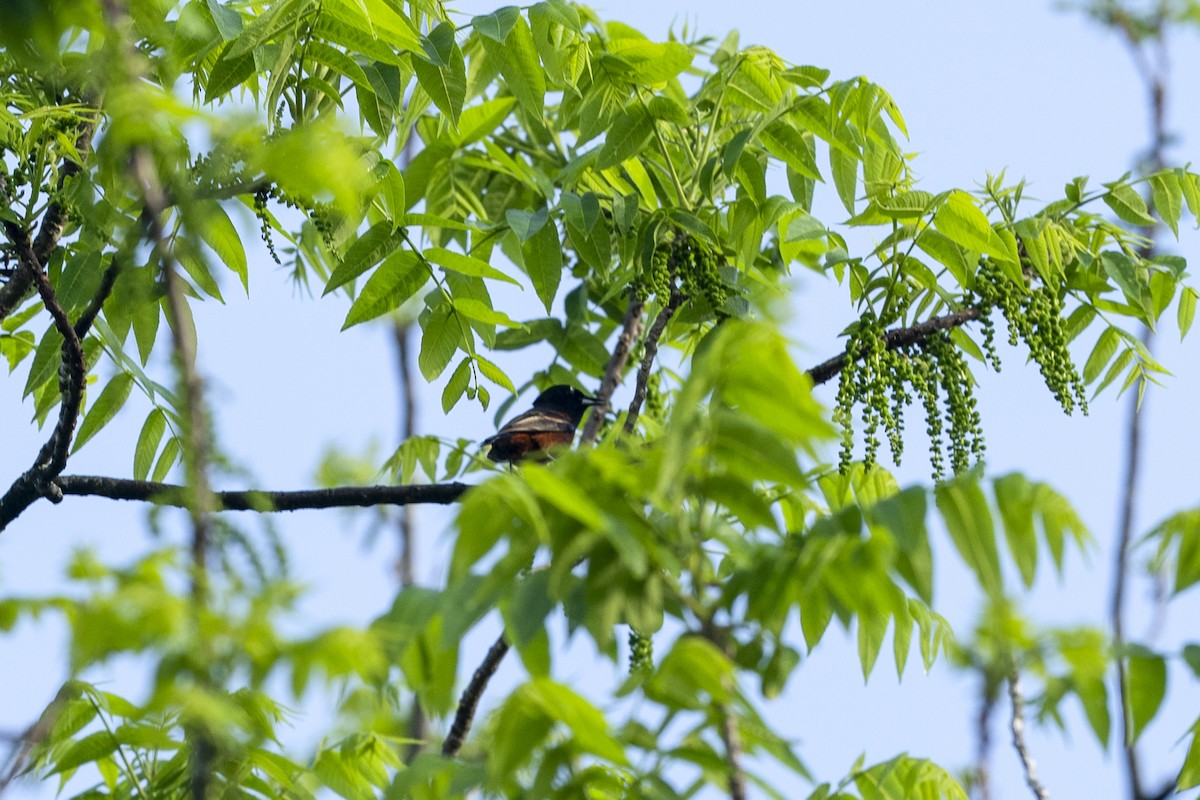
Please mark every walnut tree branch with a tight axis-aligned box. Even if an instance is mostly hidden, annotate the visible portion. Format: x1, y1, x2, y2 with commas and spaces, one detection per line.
580, 295, 645, 445
0, 222, 90, 531
1007, 668, 1048, 800
54, 475, 469, 511
805, 306, 983, 386
442, 632, 510, 757
623, 288, 684, 435
0, 114, 97, 323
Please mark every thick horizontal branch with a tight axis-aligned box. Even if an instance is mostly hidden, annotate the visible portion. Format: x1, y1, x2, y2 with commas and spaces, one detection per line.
56, 476, 470, 512
805, 306, 983, 386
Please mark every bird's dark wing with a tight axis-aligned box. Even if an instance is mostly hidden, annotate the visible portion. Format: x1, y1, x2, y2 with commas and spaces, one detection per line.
482, 408, 579, 463
482, 408, 575, 444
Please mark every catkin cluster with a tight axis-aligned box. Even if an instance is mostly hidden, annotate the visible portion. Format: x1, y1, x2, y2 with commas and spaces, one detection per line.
636, 231, 727, 312
628, 629, 653, 674
835, 314, 984, 481
835, 258, 1088, 481
973, 260, 1088, 415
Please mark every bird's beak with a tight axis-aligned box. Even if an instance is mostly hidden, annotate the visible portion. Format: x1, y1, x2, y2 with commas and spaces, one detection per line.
582, 394, 602, 406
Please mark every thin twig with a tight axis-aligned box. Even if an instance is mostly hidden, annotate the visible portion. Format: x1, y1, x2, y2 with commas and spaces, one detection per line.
442, 633, 510, 757
72, 256, 122, 338
1007, 669, 1049, 800
1108, 7, 1170, 800
624, 289, 684, 435
580, 295, 645, 445
805, 306, 983, 387
392, 320, 426, 761
974, 683, 996, 800
52, 475, 469, 512
393, 321, 418, 587
131, 142, 220, 800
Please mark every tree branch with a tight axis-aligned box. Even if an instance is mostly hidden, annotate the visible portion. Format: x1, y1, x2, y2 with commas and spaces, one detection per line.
53, 475, 469, 512
0, 222, 90, 531
442, 633, 510, 757
624, 288, 684, 435
0, 113, 98, 323
1008, 669, 1049, 800
72, 256, 122, 339
580, 295, 645, 445
717, 703, 748, 800
805, 306, 983, 387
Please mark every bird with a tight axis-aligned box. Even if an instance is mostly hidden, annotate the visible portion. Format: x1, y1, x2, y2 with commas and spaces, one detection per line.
481, 384, 600, 463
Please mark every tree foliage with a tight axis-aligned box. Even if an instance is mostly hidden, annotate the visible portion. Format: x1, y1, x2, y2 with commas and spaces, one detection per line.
2, 1, 1200, 798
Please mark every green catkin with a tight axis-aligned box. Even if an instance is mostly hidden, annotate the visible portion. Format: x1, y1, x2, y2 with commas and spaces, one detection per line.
910, 353, 945, 481
254, 187, 281, 265
629, 629, 653, 673
834, 336, 862, 474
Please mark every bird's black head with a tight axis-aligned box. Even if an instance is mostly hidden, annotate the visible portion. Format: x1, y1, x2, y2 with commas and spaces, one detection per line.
531, 384, 599, 424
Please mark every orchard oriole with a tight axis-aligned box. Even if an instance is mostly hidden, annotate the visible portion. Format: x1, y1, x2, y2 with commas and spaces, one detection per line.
482, 385, 599, 463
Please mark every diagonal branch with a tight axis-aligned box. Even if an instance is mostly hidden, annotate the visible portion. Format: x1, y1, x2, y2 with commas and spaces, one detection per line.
805, 306, 983, 386
623, 288, 684, 435
580, 295, 645, 445
442, 632, 510, 757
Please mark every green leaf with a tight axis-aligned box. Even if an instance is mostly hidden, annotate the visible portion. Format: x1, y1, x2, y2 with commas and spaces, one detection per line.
133, 408, 167, 481
916, 230, 971, 289
341, 251, 427, 330
205, 41, 257, 101
761, 120, 821, 181
48, 730, 119, 775
412, 23, 466, 127
933, 191, 1019, 269
196, 201, 249, 291
936, 478, 1002, 596
441, 357, 471, 413
1127, 653, 1166, 744
595, 104, 653, 170
871, 487, 932, 603
325, 222, 406, 294
829, 146, 858, 215
473, 354, 517, 393
1150, 172, 1182, 236
1083, 327, 1120, 384
605, 39, 693, 85
453, 298, 525, 330
24, 326, 63, 398
522, 217, 562, 312
472, 6, 520, 42
73, 374, 134, 452
1100, 251, 1144, 307
523, 467, 606, 531
1179, 286, 1197, 340
1178, 723, 1200, 791
857, 611, 888, 680
1103, 181, 1156, 226
455, 96, 517, 146
425, 247, 520, 286
418, 301, 461, 381
994, 473, 1037, 587
152, 437, 181, 482
487, 17, 545, 117
373, 162, 406, 225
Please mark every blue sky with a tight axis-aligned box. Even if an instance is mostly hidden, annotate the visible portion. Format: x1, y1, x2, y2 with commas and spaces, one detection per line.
3, 1, 1200, 797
